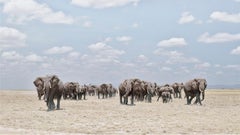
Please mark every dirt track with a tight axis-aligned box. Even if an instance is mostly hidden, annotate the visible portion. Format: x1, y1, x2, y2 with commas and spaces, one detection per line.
0, 90, 240, 134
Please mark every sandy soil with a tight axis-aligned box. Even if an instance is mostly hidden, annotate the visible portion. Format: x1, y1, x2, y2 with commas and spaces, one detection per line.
0, 89, 240, 135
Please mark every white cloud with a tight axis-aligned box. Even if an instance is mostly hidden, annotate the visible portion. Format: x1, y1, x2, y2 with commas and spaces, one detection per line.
178, 12, 195, 24
210, 11, 240, 23
153, 48, 183, 57
225, 65, 240, 71
132, 23, 139, 28
88, 42, 125, 63
198, 32, 240, 43
116, 36, 132, 42
2, 0, 74, 24
45, 46, 73, 55
231, 46, 240, 55
83, 21, 92, 28
71, 0, 140, 9
0, 26, 26, 49
137, 54, 148, 62
1, 51, 23, 60
154, 48, 200, 64
160, 67, 172, 71
195, 62, 211, 69
25, 54, 44, 62
158, 38, 187, 47
68, 52, 80, 58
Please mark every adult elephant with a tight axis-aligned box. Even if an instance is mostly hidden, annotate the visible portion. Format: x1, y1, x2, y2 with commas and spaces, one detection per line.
63, 82, 78, 100
78, 84, 87, 100
196, 78, 207, 102
142, 81, 155, 103
184, 78, 207, 105
97, 84, 109, 99
156, 84, 174, 102
162, 91, 171, 103
171, 82, 184, 98
119, 78, 141, 105
33, 77, 45, 100
43, 75, 64, 111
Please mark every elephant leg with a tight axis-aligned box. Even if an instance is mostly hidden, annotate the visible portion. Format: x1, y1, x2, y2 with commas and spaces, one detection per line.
84, 94, 86, 100
186, 95, 191, 105
189, 96, 194, 104
157, 95, 160, 101
38, 93, 41, 100
124, 97, 128, 104
130, 93, 134, 105
195, 93, 202, 105
120, 95, 123, 104
56, 97, 60, 110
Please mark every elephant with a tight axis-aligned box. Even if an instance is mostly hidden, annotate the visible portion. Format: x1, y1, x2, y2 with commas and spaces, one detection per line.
183, 78, 207, 105
171, 82, 184, 98
42, 75, 63, 111
196, 78, 207, 102
162, 91, 171, 103
111, 87, 118, 97
78, 84, 87, 100
119, 78, 144, 105
33, 77, 45, 100
63, 82, 78, 100
86, 84, 97, 96
97, 84, 109, 99
156, 84, 174, 102
142, 81, 155, 103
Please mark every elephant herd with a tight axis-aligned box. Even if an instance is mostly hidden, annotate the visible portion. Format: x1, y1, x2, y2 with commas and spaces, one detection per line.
33, 75, 207, 111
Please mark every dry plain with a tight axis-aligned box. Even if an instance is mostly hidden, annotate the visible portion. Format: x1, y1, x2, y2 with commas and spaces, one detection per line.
0, 89, 240, 134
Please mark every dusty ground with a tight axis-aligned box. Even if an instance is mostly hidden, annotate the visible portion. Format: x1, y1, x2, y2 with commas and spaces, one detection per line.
0, 89, 240, 135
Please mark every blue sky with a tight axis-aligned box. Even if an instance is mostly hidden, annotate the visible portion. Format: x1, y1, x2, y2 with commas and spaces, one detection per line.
0, 0, 240, 89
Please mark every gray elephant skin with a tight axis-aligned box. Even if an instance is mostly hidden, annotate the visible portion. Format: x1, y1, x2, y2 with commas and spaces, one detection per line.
42, 75, 64, 111
183, 78, 207, 105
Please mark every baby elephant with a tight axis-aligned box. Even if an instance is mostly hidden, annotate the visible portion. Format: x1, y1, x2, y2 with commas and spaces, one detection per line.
162, 91, 172, 103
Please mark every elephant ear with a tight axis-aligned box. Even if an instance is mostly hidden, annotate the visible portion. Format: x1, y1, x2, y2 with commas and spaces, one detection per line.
51, 75, 60, 84
33, 77, 43, 86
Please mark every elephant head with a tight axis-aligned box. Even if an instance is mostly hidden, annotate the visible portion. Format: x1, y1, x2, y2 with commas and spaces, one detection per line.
196, 79, 207, 101
44, 75, 60, 102
33, 77, 44, 100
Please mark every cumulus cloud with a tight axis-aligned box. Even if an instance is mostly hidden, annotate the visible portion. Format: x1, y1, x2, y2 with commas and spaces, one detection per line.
178, 12, 195, 24
137, 54, 148, 62
132, 23, 139, 28
116, 36, 132, 42
71, 0, 140, 9
153, 48, 199, 64
210, 11, 240, 23
2, 0, 74, 24
231, 46, 240, 55
0, 26, 26, 49
1, 51, 45, 63
45, 46, 73, 55
198, 32, 240, 43
1, 51, 23, 61
25, 54, 44, 62
153, 48, 183, 58
158, 38, 187, 47
195, 62, 211, 69
160, 67, 172, 71
83, 21, 92, 28
88, 42, 125, 63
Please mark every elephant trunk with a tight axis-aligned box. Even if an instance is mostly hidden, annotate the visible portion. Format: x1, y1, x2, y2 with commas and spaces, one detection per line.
201, 90, 205, 101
